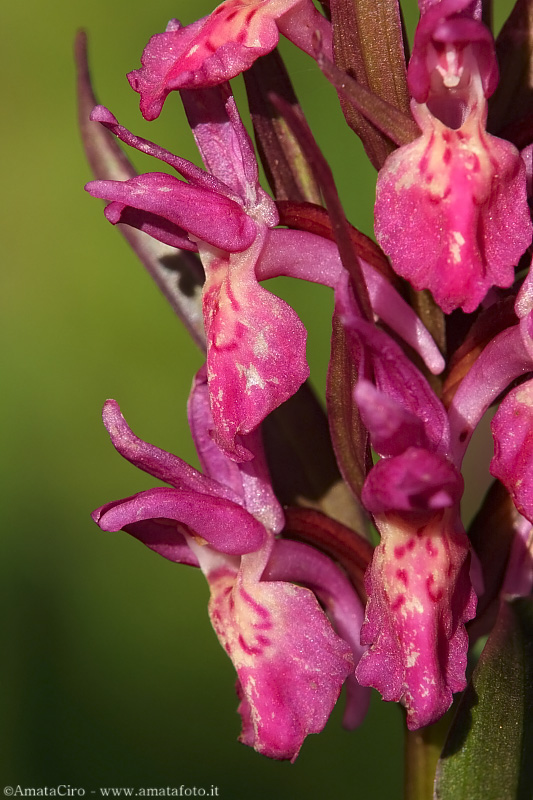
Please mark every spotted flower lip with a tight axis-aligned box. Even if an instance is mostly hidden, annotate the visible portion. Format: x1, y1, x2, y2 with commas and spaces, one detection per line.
91, 368, 366, 760
374, 0, 532, 314
127, 4, 332, 121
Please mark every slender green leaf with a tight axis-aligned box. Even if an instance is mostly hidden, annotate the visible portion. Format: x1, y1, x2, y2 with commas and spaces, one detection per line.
435, 598, 533, 800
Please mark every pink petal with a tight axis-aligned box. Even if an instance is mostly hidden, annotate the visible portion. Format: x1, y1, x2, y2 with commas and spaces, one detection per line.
354, 380, 429, 457
356, 510, 476, 729
408, 3, 497, 103
85, 173, 258, 253
93, 486, 265, 555
200, 234, 309, 461
101, 399, 237, 502
104, 202, 197, 252
375, 103, 532, 313
448, 322, 533, 465
128, 11, 281, 119
264, 538, 370, 730
188, 366, 285, 532
362, 448, 463, 513
194, 540, 353, 760
336, 280, 451, 458
127, 4, 329, 119
90, 104, 235, 198
115, 517, 200, 567
181, 88, 277, 218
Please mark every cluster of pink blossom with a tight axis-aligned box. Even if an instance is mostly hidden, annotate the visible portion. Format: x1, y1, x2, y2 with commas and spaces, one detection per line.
79, 0, 533, 764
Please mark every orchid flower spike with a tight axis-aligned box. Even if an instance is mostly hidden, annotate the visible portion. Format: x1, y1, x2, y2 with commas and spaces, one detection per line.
91, 368, 366, 760
128, 2, 332, 120
374, 0, 532, 313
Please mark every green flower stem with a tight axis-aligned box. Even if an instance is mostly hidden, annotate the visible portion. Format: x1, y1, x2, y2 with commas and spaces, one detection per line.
404, 713, 451, 800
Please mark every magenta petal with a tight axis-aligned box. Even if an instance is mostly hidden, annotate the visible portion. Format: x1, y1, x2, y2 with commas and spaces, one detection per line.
123, 519, 199, 567
408, 3, 497, 103
375, 110, 531, 313
188, 367, 284, 532
181, 88, 276, 218
85, 173, 257, 253
94, 487, 265, 555
104, 202, 198, 251
355, 380, 429, 457
336, 280, 451, 458
101, 400, 238, 502
491, 380, 533, 523
356, 510, 476, 729
362, 448, 464, 513
201, 237, 309, 460
448, 322, 533, 465
187, 366, 246, 497
128, 13, 279, 118
199, 544, 353, 760
264, 538, 370, 730
90, 104, 235, 199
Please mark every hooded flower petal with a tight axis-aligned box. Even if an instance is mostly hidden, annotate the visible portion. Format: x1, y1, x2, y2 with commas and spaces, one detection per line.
342, 285, 476, 728
128, 5, 331, 119
362, 448, 464, 514
374, 2, 532, 313
189, 537, 354, 761
356, 510, 476, 729
336, 277, 451, 458
354, 379, 429, 458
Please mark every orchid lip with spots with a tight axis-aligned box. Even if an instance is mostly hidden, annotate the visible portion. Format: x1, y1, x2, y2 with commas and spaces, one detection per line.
374, 0, 532, 313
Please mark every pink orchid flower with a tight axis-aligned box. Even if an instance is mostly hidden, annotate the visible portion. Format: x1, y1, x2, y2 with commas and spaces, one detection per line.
374, 0, 532, 313
91, 367, 367, 760
86, 85, 444, 460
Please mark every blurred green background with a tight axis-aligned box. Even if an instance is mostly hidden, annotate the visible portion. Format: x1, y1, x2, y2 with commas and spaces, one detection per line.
8, 0, 509, 794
